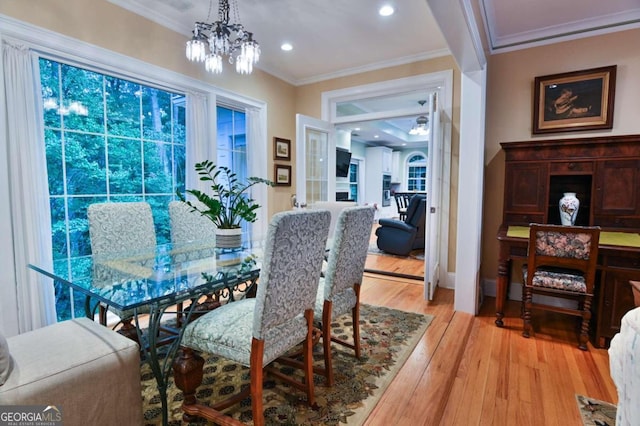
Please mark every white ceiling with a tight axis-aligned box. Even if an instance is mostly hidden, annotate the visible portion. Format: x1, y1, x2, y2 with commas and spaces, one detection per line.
107, 0, 640, 147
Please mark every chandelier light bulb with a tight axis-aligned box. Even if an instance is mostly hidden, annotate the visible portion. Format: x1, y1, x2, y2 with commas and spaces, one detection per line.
205, 54, 223, 74
185, 0, 260, 75
186, 39, 206, 62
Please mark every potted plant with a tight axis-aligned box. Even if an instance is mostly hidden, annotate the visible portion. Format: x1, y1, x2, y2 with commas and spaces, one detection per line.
177, 160, 274, 248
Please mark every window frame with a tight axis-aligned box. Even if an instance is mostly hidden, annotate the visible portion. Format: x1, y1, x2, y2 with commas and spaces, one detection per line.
1, 16, 269, 320
406, 152, 427, 192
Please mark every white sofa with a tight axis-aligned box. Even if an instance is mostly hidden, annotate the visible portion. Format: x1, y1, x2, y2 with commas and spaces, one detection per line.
609, 307, 640, 426
0, 317, 142, 425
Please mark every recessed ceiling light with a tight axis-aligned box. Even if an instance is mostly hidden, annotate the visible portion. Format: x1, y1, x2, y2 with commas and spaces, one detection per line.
374, 135, 380, 138
354, 127, 361, 131
280, 42, 293, 51
379, 5, 394, 16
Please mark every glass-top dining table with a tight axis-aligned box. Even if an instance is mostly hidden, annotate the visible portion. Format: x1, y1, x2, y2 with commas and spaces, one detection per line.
28, 240, 263, 426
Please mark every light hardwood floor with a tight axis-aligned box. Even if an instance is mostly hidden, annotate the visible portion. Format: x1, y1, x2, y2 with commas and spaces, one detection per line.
359, 265, 617, 426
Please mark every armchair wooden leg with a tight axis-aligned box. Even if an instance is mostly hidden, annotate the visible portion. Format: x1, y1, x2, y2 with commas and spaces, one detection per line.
173, 347, 205, 423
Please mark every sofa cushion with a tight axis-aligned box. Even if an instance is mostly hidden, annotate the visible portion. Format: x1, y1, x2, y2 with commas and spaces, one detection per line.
0, 332, 11, 385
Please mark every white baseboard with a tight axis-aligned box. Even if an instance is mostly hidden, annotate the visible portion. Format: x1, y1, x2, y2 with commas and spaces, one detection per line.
443, 272, 455, 289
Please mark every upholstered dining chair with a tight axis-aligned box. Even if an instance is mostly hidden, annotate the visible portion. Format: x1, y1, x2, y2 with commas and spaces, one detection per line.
315, 205, 375, 385
168, 200, 216, 246
168, 200, 218, 323
87, 201, 157, 339
522, 223, 600, 350
172, 209, 331, 426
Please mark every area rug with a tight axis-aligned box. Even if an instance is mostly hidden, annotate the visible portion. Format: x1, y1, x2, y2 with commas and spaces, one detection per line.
141, 304, 433, 425
367, 243, 425, 261
576, 394, 617, 426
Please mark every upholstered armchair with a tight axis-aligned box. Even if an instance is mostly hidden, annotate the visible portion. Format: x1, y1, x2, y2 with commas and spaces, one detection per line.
172, 209, 331, 426
375, 194, 427, 256
315, 206, 375, 385
0, 318, 142, 425
522, 224, 600, 350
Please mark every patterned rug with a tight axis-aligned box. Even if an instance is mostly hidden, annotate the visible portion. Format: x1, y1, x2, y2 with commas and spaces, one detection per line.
141, 304, 433, 425
576, 395, 617, 426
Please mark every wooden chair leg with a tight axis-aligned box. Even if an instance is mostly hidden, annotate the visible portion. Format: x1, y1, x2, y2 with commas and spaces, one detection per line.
578, 295, 592, 351
173, 347, 205, 423
249, 338, 265, 426
99, 305, 107, 325
522, 286, 533, 338
117, 318, 140, 345
322, 300, 334, 386
353, 283, 362, 359
303, 309, 315, 407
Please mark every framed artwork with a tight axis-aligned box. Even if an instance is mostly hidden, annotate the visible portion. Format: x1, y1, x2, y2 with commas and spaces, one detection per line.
273, 137, 291, 161
274, 164, 291, 186
532, 65, 616, 134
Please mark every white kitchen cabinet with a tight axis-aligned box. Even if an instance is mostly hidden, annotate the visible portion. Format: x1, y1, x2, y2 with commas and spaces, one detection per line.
365, 146, 394, 216
391, 150, 401, 183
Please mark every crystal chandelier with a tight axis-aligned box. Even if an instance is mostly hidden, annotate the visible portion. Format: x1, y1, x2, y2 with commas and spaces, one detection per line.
185, 0, 260, 75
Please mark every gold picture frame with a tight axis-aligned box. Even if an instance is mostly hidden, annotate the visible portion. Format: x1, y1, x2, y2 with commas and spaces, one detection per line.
273, 137, 291, 161
274, 164, 291, 186
533, 65, 616, 134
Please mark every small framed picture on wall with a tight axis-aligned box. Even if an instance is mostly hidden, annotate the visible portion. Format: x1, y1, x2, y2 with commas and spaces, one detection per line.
273, 137, 291, 161
274, 164, 291, 186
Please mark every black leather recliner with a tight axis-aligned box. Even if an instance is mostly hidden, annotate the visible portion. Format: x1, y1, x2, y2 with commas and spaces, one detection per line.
375, 194, 427, 256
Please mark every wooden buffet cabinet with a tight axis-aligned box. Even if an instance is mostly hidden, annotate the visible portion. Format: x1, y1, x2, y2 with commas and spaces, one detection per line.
496, 134, 640, 348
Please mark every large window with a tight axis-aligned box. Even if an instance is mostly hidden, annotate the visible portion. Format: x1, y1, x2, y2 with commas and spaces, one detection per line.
40, 58, 186, 320
215, 105, 249, 239
406, 153, 427, 191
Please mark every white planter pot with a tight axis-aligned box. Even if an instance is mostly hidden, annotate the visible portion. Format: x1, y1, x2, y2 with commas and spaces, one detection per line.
216, 228, 242, 249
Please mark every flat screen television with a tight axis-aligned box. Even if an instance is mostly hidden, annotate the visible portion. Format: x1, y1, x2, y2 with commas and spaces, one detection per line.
336, 149, 352, 177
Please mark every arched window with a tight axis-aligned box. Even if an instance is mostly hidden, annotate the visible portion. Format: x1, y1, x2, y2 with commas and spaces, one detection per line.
406, 153, 427, 191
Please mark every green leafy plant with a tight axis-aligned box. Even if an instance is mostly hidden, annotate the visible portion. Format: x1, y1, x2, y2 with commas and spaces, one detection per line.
177, 160, 274, 229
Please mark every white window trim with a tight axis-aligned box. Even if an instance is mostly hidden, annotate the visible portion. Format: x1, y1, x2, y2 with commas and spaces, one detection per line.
405, 152, 427, 191
320, 71, 453, 297
0, 14, 271, 331
0, 13, 268, 225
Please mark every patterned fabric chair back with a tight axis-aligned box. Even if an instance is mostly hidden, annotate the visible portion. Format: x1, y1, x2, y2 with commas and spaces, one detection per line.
168, 201, 216, 245
534, 229, 594, 260
527, 223, 600, 293
252, 209, 330, 340
87, 202, 157, 255
323, 206, 375, 302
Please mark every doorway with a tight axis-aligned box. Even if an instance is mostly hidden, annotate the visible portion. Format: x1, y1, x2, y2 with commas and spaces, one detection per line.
320, 71, 453, 301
